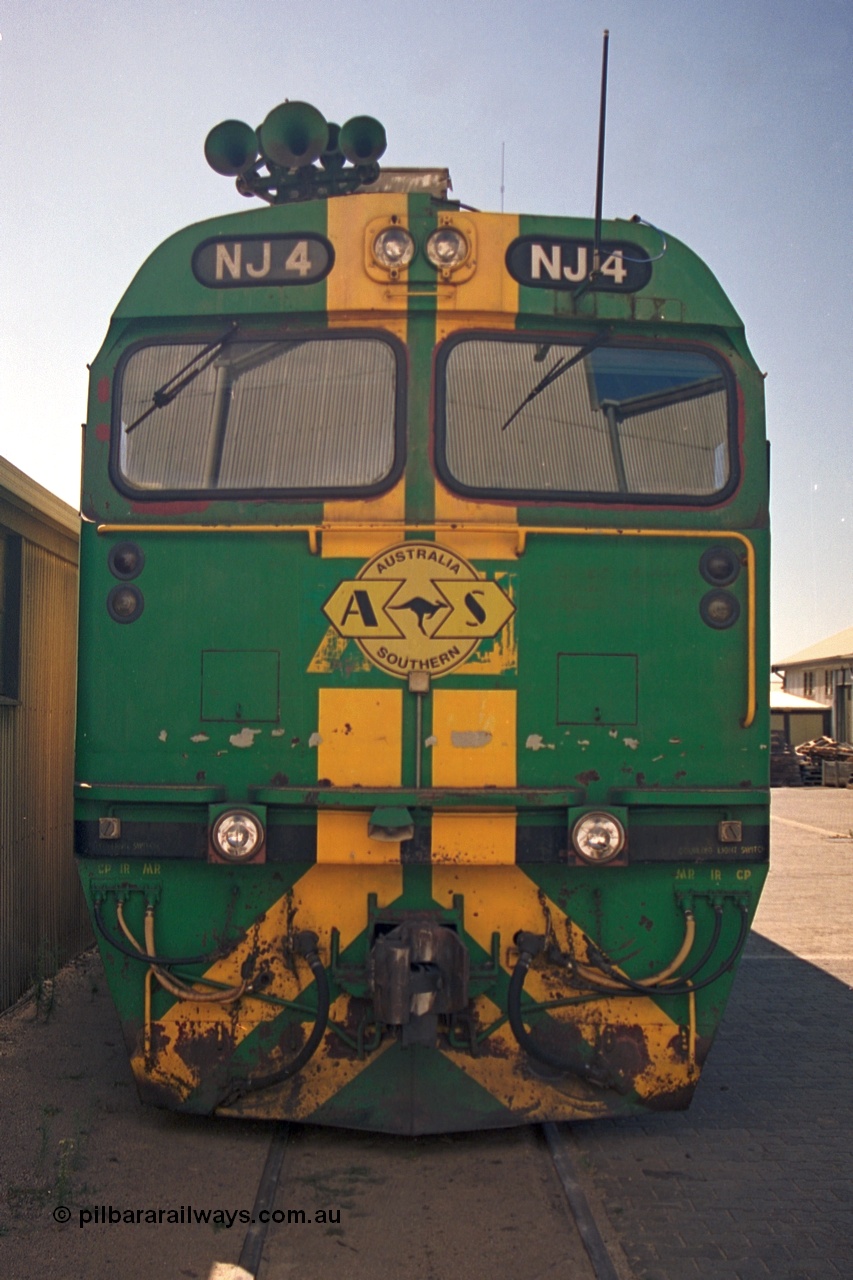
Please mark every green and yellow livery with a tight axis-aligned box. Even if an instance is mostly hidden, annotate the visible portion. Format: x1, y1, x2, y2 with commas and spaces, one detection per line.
75, 102, 769, 1134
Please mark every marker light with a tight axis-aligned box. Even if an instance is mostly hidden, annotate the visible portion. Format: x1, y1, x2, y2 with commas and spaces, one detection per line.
699, 545, 740, 586
425, 227, 469, 270
107, 584, 144, 624
211, 810, 264, 862
108, 542, 145, 580
572, 812, 626, 864
372, 227, 415, 270
700, 590, 740, 629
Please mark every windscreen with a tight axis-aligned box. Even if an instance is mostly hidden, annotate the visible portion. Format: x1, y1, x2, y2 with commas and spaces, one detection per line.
115, 334, 401, 495
437, 336, 733, 502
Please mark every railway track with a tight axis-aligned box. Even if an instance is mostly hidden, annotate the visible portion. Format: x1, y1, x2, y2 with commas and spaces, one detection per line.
207, 1121, 627, 1280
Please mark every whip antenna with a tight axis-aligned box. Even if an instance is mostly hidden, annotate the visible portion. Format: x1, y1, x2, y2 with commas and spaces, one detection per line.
592, 28, 610, 276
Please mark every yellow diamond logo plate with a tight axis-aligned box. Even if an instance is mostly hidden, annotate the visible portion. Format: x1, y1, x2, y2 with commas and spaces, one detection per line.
322, 541, 515, 678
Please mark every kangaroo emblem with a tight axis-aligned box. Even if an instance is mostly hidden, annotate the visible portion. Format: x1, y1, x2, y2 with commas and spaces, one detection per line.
389, 596, 448, 636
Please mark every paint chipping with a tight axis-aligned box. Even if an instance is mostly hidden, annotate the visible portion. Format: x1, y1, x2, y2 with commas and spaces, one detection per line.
669, 737, 682, 744
425, 735, 438, 748
158, 730, 168, 742
652, 754, 664, 762
271, 728, 285, 737
229, 728, 262, 748
452, 730, 492, 749
623, 737, 639, 750
190, 734, 209, 743
609, 729, 618, 739
526, 734, 555, 751
577, 739, 590, 747
308, 732, 322, 748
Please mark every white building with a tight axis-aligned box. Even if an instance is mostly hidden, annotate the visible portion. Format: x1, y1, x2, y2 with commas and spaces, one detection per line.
773, 626, 853, 742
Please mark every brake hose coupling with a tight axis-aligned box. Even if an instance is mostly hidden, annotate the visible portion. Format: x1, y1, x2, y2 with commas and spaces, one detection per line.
293, 930, 321, 962
513, 931, 546, 966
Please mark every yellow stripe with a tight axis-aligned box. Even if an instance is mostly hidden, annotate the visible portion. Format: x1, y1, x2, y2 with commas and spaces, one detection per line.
317, 687, 403, 863
430, 689, 516, 865
323, 195, 408, 557
431, 812, 516, 865
325, 193, 410, 315
436, 211, 520, 320
431, 689, 516, 787
433, 211, 520, 559
317, 687, 402, 785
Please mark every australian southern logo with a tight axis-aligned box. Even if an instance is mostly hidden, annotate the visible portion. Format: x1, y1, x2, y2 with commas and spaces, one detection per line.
322, 541, 515, 678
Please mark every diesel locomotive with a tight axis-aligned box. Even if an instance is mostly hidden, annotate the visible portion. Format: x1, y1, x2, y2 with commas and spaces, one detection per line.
75, 101, 769, 1133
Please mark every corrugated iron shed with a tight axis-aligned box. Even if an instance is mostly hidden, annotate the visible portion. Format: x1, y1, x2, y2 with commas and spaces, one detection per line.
0, 457, 89, 1010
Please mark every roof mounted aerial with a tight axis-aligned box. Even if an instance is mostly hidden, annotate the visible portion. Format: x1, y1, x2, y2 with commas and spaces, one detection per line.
204, 100, 387, 204
574, 29, 610, 300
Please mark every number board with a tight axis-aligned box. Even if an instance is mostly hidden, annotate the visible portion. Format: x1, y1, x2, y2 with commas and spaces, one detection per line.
192, 235, 334, 288
506, 237, 652, 292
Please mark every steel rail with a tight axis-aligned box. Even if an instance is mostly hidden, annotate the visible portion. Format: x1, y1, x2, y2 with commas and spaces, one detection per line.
542, 1121, 623, 1280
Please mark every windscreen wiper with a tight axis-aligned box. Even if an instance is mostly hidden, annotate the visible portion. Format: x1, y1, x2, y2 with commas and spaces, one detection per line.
500, 331, 610, 432
125, 323, 239, 434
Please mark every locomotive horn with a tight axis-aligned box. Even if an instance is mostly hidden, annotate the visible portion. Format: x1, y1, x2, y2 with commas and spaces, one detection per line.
259, 101, 329, 169
320, 122, 345, 172
204, 119, 260, 176
338, 115, 387, 165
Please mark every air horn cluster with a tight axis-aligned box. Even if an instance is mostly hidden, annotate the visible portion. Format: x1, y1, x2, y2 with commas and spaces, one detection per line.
204, 101, 387, 204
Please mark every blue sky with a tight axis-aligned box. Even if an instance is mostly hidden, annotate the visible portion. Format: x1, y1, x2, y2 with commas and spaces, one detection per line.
1, 0, 850, 661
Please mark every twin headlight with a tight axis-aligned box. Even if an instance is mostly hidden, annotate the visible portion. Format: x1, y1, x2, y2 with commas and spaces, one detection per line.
372, 225, 470, 274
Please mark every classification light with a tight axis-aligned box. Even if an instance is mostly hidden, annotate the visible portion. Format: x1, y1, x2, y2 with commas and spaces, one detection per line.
373, 227, 415, 270
425, 227, 469, 270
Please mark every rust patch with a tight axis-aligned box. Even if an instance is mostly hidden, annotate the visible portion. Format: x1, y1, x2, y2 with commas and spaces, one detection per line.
323, 997, 371, 1060
596, 1023, 652, 1092
575, 770, 600, 786
172, 1020, 237, 1074
269, 772, 289, 786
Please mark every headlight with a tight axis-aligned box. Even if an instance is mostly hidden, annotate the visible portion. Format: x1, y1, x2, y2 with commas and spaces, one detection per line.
572, 812, 626, 864
699, 589, 740, 629
372, 226, 415, 270
211, 810, 264, 861
425, 227, 469, 270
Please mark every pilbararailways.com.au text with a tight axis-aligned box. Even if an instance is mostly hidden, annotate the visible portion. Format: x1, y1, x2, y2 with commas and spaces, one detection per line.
67, 1206, 341, 1229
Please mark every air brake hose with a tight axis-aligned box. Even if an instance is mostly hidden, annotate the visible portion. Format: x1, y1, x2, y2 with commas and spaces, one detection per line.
575, 908, 698, 992
141, 905, 247, 1004
583, 905, 750, 998
93, 898, 241, 967
220, 935, 331, 1103
507, 933, 598, 1081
